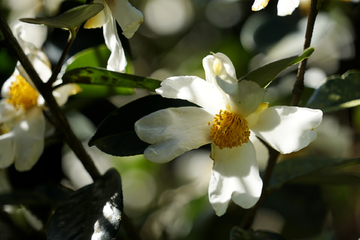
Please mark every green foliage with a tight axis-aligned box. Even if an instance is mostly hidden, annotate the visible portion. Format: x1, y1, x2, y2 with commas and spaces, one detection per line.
89, 95, 197, 156
240, 48, 314, 88
20, 3, 103, 35
48, 169, 123, 240
268, 157, 360, 191
64, 44, 110, 72
62, 67, 161, 91
306, 70, 360, 112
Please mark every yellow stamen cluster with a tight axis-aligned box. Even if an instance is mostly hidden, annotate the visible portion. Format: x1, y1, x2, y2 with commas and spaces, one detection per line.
209, 110, 250, 149
7, 75, 38, 110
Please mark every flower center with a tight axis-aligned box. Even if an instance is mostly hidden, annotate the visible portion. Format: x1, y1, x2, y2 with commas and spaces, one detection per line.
209, 110, 250, 149
7, 75, 38, 110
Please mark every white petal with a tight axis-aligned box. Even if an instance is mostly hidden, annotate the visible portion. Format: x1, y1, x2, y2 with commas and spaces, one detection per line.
209, 142, 262, 216
249, 106, 323, 154
84, 0, 109, 29
252, 0, 270, 11
216, 80, 265, 119
52, 84, 82, 107
103, 8, 127, 72
0, 100, 23, 123
203, 53, 237, 84
105, 0, 144, 39
277, 0, 300, 16
156, 76, 226, 115
13, 107, 45, 171
84, 9, 108, 29
0, 131, 16, 169
135, 107, 214, 163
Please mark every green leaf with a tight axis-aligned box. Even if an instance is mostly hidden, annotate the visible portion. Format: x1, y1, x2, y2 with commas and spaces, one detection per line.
20, 3, 103, 34
240, 48, 314, 88
306, 70, 360, 112
292, 172, 360, 185
89, 95, 197, 156
62, 67, 162, 91
48, 168, 123, 240
64, 44, 110, 72
76, 84, 135, 98
268, 157, 360, 191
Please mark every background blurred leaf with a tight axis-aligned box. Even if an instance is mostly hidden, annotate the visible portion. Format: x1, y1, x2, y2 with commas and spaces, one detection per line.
48, 168, 123, 240
64, 44, 110, 72
89, 95, 197, 156
268, 157, 360, 191
240, 48, 314, 88
230, 227, 287, 240
306, 70, 360, 112
62, 67, 161, 91
20, 3, 103, 34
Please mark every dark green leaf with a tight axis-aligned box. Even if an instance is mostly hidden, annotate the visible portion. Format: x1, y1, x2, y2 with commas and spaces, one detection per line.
268, 157, 360, 191
62, 67, 161, 91
292, 172, 360, 185
230, 227, 286, 240
89, 95, 197, 156
20, 4, 103, 33
64, 44, 110, 72
48, 168, 123, 240
306, 70, 360, 112
240, 48, 314, 88
230, 227, 255, 240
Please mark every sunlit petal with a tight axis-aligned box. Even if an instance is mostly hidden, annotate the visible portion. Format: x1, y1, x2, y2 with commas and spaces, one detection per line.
53, 84, 82, 107
249, 106, 323, 154
105, 0, 144, 39
252, 0, 270, 11
156, 76, 226, 115
216, 80, 265, 118
209, 142, 262, 216
135, 107, 213, 163
277, 0, 300, 16
203, 52, 237, 84
103, 6, 127, 72
13, 107, 45, 171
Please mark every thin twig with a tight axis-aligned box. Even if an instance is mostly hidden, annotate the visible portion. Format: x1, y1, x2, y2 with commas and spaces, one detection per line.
291, 0, 320, 106
240, 138, 279, 229
0, 10, 101, 181
47, 32, 76, 87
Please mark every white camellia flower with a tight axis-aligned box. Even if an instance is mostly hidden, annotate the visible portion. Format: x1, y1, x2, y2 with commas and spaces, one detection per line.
0, 25, 81, 171
252, 0, 300, 16
135, 52, 323, 216
84, 0, 143, 72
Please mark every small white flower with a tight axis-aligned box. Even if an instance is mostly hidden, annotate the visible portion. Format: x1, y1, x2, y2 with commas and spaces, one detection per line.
252, 0, 300, 16
0, 26, 81, 171
84, 0, 144, 72
135, 52, 322, 216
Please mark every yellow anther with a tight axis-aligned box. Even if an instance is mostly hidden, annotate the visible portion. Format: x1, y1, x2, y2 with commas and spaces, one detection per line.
209, 110, 250, 149
7, 75, 38, 110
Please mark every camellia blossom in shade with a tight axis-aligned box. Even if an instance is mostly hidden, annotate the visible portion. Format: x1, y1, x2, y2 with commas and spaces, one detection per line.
252, 0, 300, 16
135, 52, 323, 216
0, 26, 81, 171
84, 0, 143, 72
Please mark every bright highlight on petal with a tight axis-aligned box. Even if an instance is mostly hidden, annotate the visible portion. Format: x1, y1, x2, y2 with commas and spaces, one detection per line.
7, 75, 38, 110
252, 0, 270, 11
209, 110, 250, 149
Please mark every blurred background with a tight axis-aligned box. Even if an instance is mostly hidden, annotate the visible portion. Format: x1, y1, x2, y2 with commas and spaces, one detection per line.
1, 0, 360, 239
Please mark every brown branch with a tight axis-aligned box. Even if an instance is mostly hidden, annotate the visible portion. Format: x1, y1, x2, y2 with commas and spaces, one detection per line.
291, 0, 320, 106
